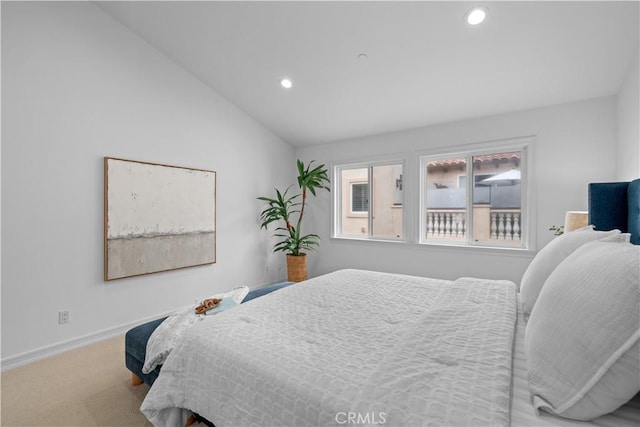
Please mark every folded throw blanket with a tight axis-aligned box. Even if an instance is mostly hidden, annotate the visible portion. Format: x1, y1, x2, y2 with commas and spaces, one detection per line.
142, 286, 249, 374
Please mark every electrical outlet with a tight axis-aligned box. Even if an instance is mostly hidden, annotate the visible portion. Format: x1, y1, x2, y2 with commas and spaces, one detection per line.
58, 310, 70, 324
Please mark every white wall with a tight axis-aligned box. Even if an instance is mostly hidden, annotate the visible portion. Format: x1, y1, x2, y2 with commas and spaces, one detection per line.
1, 2, 294, 365
297, 97, 618, 283
616, 53, 640, 181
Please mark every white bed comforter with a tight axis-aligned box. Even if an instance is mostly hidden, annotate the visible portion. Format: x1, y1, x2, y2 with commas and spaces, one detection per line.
141, 269, 517, 427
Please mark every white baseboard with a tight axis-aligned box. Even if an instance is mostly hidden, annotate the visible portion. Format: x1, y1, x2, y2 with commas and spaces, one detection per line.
1, 311, 173, 372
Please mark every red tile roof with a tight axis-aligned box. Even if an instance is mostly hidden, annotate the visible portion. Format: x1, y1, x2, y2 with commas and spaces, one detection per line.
427, 151, 520, 167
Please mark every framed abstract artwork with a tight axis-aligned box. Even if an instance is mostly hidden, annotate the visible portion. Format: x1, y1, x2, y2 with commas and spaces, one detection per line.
104, 157, 216, 281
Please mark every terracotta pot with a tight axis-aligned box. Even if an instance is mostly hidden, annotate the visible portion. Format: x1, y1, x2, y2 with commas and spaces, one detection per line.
286, 253, 308, 282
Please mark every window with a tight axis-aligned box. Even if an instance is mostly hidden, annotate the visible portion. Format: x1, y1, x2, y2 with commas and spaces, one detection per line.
332, 138, 531, 250
335, 161, 404, 240
351, 182, 369, 213
421, 144, 528, 248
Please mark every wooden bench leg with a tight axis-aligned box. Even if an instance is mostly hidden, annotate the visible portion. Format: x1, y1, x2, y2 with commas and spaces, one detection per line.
131, 373, 144, 386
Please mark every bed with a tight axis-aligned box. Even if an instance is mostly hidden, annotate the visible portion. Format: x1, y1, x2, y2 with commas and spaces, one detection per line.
140, 179, 640, 427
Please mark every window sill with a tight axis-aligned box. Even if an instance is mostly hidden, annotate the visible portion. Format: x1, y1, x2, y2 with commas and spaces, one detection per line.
329, 236, 536, 258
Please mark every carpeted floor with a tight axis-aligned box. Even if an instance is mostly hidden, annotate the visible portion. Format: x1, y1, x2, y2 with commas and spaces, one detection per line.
1, 335, 154, 426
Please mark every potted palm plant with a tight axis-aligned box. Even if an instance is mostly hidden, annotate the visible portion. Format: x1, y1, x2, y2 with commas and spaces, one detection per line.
258, 159, 330, 282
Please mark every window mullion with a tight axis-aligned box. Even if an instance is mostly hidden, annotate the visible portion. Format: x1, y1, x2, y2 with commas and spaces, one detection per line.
466, 155, 473, 245
368, 166, 373, 237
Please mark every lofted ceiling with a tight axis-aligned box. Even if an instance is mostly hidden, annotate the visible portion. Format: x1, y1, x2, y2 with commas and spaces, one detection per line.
96, 1, 639, 147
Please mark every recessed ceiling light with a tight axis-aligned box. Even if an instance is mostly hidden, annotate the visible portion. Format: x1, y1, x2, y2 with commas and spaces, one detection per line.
280, 78, 293, 89
465, 6, 487, 26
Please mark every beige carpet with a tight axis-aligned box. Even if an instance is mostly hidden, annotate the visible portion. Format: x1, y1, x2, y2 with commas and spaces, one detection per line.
1, 335, 156, 426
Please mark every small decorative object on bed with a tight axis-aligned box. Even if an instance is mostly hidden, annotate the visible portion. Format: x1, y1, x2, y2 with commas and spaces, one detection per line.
104, 157, 216, 280
258, 159, 330, 282
194, 297, 221, 314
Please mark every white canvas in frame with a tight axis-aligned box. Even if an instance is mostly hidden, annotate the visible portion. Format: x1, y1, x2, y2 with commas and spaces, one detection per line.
104, 157, 216, 281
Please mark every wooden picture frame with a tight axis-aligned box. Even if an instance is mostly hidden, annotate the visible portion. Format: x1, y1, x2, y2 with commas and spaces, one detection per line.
104, 157, 216, 281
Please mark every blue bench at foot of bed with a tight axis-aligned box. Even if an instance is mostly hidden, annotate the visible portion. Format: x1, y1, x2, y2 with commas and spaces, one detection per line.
125, 281, 293, 387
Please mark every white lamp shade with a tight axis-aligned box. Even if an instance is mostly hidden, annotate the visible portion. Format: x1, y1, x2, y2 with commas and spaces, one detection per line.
564, 211, 589, 232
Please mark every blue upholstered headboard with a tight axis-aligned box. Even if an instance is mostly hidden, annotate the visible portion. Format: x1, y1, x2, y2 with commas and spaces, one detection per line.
588, 178, 640, 245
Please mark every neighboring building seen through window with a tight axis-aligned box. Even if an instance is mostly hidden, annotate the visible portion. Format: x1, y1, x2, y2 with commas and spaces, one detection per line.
337, 163, 404, 239
422, 150, 525, 248
333, 140, 529, 249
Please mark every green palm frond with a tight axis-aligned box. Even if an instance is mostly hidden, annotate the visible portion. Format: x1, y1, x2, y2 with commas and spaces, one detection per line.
258, 187, 300, 229
297, 159, 330, 196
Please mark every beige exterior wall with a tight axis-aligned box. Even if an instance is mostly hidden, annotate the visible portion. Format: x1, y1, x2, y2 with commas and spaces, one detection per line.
340, 168, 368, 236
340, 165, 403, 238
372, 165, 403, 238
472, 205, 491, 242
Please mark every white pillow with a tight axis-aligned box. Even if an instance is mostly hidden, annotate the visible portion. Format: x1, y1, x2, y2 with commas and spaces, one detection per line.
524, 235, 639, 420
520, 226, 620, 316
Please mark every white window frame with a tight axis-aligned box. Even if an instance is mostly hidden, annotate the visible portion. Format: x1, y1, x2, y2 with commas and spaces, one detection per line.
418, 137, 533, 250
330, 138, 534, 252
333, 156, 407, 242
